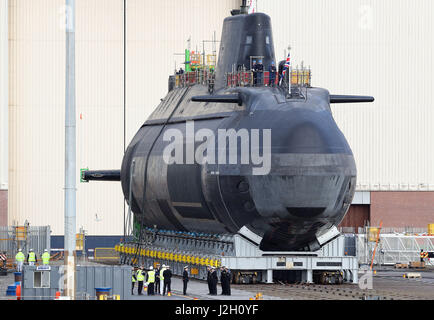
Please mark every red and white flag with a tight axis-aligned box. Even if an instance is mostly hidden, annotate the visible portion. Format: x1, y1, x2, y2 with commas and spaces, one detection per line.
248, 0, 256, 14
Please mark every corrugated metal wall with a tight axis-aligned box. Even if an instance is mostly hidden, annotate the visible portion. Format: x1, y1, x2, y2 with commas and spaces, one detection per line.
258, 0, 434, 191
0, 0, 7, 192
8, 0, 238, 235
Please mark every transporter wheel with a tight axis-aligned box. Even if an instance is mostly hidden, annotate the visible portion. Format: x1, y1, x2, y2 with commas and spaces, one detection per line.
319, 273, 326, 285
252, 274, 258, 284
234, 272, 240, 284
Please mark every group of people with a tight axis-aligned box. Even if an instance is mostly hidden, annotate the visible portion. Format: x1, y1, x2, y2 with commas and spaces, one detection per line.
132, 263, 175, 296
14, 248, 50, 272
207, 265, 231, 296
251, 60, 277, 87
131, 264, 232, 297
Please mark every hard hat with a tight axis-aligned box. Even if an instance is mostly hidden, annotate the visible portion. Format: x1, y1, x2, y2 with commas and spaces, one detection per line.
149, 266, 153, 270
162, 264, 166, 268
44, 249, 48, 252
18, 249, 22, 252
184, 266, 188, 269
30, 249, 33, 252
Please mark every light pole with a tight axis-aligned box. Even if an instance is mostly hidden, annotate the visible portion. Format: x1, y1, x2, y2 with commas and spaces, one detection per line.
65, 0, 76, 299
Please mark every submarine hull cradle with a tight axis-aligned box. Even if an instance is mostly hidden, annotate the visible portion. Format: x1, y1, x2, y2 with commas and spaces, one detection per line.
120, 85, 357, 251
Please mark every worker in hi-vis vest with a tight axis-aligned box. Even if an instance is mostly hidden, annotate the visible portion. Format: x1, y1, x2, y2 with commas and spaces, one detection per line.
146, 266, 155, 295
41, 249, 50, 265
15, 249, 25, 272
159, 265, 165, 295
136, 266, 145, 295
26, 249, 37, 266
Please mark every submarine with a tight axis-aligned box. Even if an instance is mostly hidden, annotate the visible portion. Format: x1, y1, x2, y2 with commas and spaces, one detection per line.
84, 5, 374, 252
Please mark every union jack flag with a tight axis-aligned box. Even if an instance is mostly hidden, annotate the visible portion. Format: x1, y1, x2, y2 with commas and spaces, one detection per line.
282, 52, 291, 77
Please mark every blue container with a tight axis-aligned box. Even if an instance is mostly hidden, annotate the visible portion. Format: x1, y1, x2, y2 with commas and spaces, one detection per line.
6, 285, 16, 296
14, 272, 22, 282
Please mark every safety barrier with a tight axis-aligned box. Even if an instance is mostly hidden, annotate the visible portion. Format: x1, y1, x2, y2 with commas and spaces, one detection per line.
225, 67, 312, 88
115, 244, 222, 268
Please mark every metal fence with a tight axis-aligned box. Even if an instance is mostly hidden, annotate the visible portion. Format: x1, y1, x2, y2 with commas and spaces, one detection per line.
0, 226, 51, 257
357, 234, 434, 265
339, 226, 429, 235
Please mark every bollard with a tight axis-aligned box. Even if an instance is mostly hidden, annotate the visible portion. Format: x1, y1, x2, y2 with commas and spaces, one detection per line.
55, 291, 61, 300
16, 284, 21, 300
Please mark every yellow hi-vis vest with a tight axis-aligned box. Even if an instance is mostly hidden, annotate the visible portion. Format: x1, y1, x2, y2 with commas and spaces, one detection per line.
15, 252, 25, 262
132, 272, 137, 283
159, 269, 164, 281
147, 270, 155, 283
41, 252, 50, 264
28, 252, 36, 262
136, 269, 145, 281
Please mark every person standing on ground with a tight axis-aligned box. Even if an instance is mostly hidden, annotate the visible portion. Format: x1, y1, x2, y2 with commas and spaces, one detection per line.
131, 267, 137, 295
206, 266, 212, 294
210, 267, 218, 295
159, 265, 165, 295
136, 266, 145, 295
163, 265, 172, 296
224, 267, 232, 296
146, 266, 155, 295
26, 249, 37, 266
15, 249, 25, 272
155, 264, 160, 294
182, 266, 189, 295
220, 266, 227, 295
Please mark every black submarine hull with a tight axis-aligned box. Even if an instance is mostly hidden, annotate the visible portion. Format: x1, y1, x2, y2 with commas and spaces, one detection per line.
120, 84, 356, 251
74, 11, 371, 252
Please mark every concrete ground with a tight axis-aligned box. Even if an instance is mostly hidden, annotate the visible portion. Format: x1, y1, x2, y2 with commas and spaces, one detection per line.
0, 260, 277, 300
129, 276, 280, 301
1, 262, 433, 300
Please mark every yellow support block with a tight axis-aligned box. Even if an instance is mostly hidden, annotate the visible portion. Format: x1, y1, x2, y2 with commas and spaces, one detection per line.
169, 253, 174, 261
200, 257, 205, 266
157, 251, 161, 259
195, 257, 200, 265
186, 255, 191, 264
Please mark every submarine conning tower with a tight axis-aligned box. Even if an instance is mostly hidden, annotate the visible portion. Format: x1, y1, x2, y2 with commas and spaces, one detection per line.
214, 12, 276, 90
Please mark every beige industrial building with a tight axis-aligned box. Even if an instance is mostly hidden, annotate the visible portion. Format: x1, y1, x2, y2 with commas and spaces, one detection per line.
0, 0, 433, 245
